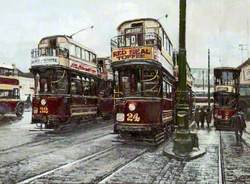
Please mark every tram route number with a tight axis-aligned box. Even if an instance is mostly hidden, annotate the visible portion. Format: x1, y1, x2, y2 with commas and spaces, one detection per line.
126, 113, 140, 122
39, 107, 48, 114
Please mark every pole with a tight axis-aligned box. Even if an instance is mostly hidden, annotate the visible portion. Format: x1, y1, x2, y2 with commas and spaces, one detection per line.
163, 0, 205, 160
69, 25, 94, 38
202, 70, 205, 90
208, 49, 211, 108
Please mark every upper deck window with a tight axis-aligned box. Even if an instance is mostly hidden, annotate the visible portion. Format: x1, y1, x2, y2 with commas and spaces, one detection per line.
0, 68, 14, 76
75, 46, 81, 58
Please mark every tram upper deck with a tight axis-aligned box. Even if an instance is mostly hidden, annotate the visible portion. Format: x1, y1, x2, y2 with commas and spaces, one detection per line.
111, 18, 174, 75
31, 35, 97, 76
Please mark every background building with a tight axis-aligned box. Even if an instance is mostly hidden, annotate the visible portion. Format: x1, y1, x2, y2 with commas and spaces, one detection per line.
237, 58, 250, 119
191, 68, 214, 107
17, 70, 34, 102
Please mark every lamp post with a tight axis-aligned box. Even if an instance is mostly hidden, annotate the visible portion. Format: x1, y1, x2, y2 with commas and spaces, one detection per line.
208, 49, 211, 108
163, 0, 205, 160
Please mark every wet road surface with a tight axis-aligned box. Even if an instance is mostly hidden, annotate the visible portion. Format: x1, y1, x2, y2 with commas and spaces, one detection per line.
0, 111, 249, 183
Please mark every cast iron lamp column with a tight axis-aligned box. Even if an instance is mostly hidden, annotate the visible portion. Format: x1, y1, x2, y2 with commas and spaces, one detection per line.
164, 0, 206, 160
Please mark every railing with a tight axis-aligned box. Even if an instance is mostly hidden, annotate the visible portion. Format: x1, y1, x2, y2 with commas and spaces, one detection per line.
31, 47, 69, 59
111, 32, 161, 50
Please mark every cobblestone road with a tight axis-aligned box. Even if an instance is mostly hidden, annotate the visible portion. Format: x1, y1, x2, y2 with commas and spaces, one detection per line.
0, 112, 249, 184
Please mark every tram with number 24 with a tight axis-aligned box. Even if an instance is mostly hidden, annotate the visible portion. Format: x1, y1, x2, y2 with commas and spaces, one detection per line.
111, 18, 176, 144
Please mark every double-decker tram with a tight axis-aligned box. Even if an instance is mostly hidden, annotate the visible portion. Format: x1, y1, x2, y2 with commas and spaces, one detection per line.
213, 67, 241, 130
31, 35, 99, 129
0, 64, 24, 117
111, 18, 176, 144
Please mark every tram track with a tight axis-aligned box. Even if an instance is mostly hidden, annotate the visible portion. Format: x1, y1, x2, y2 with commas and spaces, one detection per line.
17, 146, 116, 184
219, 131, 226, 184
0, 124, 113, 169
18, 146, 148, 184
0, 121, 113, 153
96, 149, 147, 184
0, 130, 113, 169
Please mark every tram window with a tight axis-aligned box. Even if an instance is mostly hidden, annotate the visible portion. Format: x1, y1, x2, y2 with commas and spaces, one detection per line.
13, 88, 19, 98
71, 76, 82, 95
75, 46, 81, 58
125, 36, 131, 47
143, 68, 161, 97
70, 45, 76, 56
81, 49, 85, 60
163, 81, 167, 98
85, 51, 89, 61
51, 70, 68, 94
82, 78, 89, 96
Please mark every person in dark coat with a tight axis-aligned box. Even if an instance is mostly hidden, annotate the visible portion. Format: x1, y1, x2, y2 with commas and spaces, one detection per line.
199, 107, 206, 128
195, 106, 200, 128
238, 109, 246, 138
231, 109, 246, 143
206, 107, 212, 128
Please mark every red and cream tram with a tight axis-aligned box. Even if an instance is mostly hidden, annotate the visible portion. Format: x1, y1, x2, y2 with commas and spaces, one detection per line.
111, 18, 176, 143
213, 67, 241, 130
31, 35, 99, 129
0, 64, 24, 117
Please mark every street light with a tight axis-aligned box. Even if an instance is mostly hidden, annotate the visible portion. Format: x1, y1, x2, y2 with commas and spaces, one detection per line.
163, 0, 205, 161
69, 25, 94, 38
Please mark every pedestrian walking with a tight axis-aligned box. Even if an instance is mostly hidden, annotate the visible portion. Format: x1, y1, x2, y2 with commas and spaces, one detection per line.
195, 106, 200, 128
199, 107, 205, 128
206, 107, 212, 128
231, 109, 246, 143
238, 108, 246, 138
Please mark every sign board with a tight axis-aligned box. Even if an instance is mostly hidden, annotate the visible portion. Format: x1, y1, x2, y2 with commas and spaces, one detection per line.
69, 60, 97, 76
112, 47, 154, 61
31, 56, 59, 66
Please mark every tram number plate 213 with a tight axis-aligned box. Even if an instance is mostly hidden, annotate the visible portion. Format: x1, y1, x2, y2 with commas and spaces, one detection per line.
126, 113, 140, 122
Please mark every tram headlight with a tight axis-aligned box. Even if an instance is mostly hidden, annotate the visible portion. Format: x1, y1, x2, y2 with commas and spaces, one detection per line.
128, 103, 136, 111
116, 113, 125, 122
40, 99, 46, 106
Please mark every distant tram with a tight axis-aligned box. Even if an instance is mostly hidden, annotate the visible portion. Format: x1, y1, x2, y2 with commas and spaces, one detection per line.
213, 67, 241, 130
31, 35, 110, 129
0, 64, 24, 117
111, 18, 176, 144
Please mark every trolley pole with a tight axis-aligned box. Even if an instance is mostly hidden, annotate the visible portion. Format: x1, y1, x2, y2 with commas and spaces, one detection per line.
208, 49, 211, 108
163, 0, 205, 160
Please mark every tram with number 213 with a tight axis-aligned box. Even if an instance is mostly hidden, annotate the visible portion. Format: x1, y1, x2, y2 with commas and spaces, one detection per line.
31, 35, 113, 129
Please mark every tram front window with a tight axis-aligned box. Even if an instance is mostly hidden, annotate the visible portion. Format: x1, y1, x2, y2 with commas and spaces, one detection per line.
34, 69, 69, 95
214, 93, 236, 108
117, 66, 161, 97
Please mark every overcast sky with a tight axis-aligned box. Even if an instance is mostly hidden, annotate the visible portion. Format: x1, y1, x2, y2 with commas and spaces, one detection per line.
0, 0, 250, 72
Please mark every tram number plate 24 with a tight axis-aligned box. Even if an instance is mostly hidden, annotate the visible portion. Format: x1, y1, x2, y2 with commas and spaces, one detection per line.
39, 107, 48, 114
126, 113, 140, 122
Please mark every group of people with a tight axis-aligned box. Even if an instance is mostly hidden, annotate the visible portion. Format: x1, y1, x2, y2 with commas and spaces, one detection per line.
194, 106, 212, 128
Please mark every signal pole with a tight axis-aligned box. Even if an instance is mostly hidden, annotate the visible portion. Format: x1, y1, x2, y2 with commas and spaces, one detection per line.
208, 49, 211, 108
164, 0, 205, 160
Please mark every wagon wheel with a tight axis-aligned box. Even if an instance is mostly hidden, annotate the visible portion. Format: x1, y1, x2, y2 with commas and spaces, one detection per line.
16, 103, 24, 117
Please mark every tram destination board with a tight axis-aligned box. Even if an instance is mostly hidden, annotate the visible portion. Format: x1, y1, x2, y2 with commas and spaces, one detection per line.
112, 47, 155, 62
